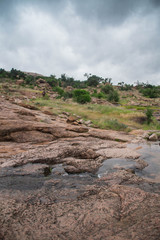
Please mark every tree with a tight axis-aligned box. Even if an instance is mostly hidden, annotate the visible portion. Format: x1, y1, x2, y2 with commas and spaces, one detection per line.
87, 75, 103, 87
103, 78, 112, 84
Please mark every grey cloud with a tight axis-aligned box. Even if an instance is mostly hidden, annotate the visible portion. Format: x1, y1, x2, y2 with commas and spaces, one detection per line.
70, 0, 157, 26
0, 0, 160, 84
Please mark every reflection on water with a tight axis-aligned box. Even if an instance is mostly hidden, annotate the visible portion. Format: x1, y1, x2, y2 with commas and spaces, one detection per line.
129, 142, 160, 183
97, 158, 137, 178
97, 142, 160, 183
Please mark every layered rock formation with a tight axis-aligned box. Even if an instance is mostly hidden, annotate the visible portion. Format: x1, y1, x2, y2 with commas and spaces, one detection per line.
0, 97, 160, 240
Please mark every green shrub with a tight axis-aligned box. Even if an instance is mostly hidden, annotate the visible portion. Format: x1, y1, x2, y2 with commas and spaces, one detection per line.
93, 89, 97, 94
101, 84, 114, 94
46, 78, 58, 87
86, 75, 102, 87
140, 88, 159, 98
53, 86, 64, 97
25, 75, 36, 85
63, 91, 73, 100
73, 89, 91, 104
97, 92, 105, 99
138, 84, 160, 98
91, 91, 106, 99
145, 108, 153, 124
107, 90, 119, 102
118, 82, 133, 91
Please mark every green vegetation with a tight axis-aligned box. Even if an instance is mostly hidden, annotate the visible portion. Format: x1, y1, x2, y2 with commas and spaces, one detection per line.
73, 89, 91, 104
29, 98, 160, 131
0, 67, 160, 131
145, 108, 153, 124
101, 84, 119, 102
136, 83, 160, 98
118, 82, 133, 91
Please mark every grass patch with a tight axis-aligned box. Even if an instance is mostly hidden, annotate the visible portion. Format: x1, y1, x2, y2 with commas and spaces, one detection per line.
27, 98, 160, 131
92, 118, 128, 131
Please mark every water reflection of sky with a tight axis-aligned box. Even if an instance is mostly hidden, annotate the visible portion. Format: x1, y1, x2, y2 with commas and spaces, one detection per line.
97, 142, 160, 183
128, 142, 160, 183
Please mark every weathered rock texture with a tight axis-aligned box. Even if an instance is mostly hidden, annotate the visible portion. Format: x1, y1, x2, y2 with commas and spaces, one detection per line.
0, 98, 160, 240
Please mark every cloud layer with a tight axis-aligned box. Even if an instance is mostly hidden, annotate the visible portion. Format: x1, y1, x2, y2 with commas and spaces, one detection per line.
0, 0, 160, 84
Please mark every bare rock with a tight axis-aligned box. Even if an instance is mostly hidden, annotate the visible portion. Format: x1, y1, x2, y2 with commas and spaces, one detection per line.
16, 79, 24, 85
66, 126, 88, 133
66, 115, 77, 123
10, 131, 54, 143
135, 159, 148, 170
149, 133, 158, 141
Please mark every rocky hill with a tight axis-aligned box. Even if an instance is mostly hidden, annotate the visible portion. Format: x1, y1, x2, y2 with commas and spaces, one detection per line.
0, 70, 160, 239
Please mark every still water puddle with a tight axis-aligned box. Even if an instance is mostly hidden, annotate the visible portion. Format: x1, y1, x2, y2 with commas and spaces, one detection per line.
129, 142, 160, 182
97, 158, 137, 178
97, 142, 160, 182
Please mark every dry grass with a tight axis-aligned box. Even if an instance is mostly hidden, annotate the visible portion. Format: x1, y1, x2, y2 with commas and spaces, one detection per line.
29, 98, 156, 131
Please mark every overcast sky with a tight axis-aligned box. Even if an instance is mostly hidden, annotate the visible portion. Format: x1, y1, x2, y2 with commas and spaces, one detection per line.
0, 0, 160, 84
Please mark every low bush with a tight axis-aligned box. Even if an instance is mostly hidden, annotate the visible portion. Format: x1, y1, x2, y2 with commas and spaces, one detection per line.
73, 89, 91, 104
92, 91, 106, 99
63, 91, 73, 100
107, 90, 119, 102
145, 108, 153, 124
53, 86, 64, 97
101, 84, 114, 94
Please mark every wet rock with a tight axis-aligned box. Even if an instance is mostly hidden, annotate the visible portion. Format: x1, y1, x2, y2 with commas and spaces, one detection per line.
135, 159, 148, 170
64, 165, 79, 173
0, 171, 160, 240
126, 168, 135, 174
51, 164, 67, 176
1, 98, 160, 239
0, 163, 49, 177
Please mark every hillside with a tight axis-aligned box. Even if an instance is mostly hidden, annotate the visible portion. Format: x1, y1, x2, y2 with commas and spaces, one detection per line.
0, 68, 160, 131
0, 68, 160, 239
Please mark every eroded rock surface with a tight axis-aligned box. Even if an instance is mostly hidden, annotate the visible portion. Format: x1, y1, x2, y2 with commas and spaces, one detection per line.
0, 98, 160, 240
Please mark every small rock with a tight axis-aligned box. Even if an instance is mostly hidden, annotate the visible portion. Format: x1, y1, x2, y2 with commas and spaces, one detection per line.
67, 116, 77, 123
42, 117, 52, 124
85, 120, 92, 125
59, 114, 67, 119
149, 133, 158, 141
72, 122, 79, 125
14, 98, 22, 104
126, 169, 135, 174
135, 159, 148, 170
142, 133, 149, 139
64, 166, 79, 174
78, 119, 84, 124
52, 164, 67, 176
62, 112, 70, 116
16, 79, 24, 85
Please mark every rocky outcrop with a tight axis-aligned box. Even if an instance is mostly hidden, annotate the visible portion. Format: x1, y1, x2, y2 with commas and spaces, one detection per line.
0, 170, 160, 240
0, 98, 160, 240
